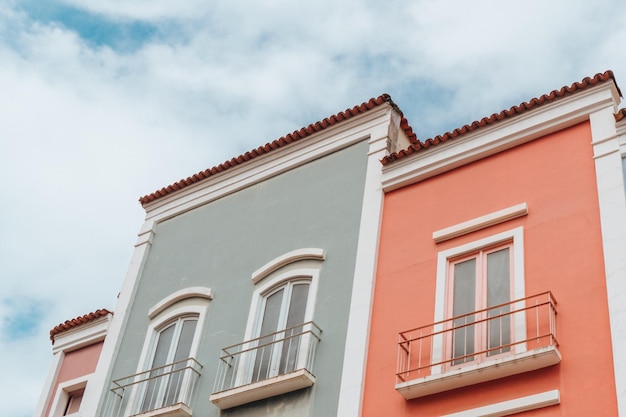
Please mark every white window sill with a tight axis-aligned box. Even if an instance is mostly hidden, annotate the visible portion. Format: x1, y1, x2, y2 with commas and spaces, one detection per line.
395, 345, 561, 400
210, 368, 316, 409
130, 403, 192, 417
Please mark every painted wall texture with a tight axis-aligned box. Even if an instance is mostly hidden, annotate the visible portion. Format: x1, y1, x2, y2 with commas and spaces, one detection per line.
363, 122, 618, 415
106, 139, 370, 416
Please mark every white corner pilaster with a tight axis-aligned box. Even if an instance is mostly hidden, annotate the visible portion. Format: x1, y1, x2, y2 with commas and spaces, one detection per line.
33, 351, 64, 417
81, 219, 157, 417
591, 105, 626, 416
336, 109, 397, 416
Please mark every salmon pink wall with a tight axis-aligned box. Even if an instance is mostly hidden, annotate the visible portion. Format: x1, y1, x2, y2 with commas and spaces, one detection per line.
363, 122, 618, 416
45, 341, 103, 417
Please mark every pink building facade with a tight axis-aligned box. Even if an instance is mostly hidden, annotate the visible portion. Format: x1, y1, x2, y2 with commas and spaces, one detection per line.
35, 310, 112, 417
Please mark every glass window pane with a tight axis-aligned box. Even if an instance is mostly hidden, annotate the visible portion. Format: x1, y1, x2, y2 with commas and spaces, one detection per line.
487, 248, 511, 355
280, 283, 310, 374
166, 319, 198, 406
142, 324, 176, 412
252, 289, 284, 382
452, 259, 476, 365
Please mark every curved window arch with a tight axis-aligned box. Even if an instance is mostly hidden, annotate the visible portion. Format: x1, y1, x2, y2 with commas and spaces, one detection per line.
240, 252, 324, 385
124, 290, 211, 416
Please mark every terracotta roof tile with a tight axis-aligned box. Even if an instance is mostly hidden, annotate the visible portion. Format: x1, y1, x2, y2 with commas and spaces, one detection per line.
616, 108, 626, 122
382, 71, 621, 166
140, 94, 406, 205
50, 309, 112, 344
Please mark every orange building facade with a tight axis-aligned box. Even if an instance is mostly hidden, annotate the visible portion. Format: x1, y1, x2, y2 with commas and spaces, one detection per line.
363, 73, 626, 416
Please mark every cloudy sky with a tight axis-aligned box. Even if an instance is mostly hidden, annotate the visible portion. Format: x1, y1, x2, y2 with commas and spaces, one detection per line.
1, 1, 625, 415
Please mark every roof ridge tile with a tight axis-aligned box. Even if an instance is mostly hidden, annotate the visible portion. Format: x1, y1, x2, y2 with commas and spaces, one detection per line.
381, 70, 620, 166
139, 94, 401, 205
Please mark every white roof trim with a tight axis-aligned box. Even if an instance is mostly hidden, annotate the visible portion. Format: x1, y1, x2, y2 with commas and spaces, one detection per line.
52, 314, 112, 354
382, 82, 619, 192
148, 287, 214, 319
251, 248, 325, 285
143, 106, 395, 223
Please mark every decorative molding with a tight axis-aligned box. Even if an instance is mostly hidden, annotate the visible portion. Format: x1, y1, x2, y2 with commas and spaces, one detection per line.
441, 389, 560, 417
382, 83, 619, 192
433, 203, 528, 243
148, 287, 214, 319
251, 248, 325, 285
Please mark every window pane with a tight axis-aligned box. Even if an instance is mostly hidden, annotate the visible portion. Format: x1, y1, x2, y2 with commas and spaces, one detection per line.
141, 324, 176, 412
165, 319, 198, 406
452, 259, 476, 365
64, 390, 83, 415
252, 289, 284, 382
487, 248, 511, 355
280, 283, 310, 374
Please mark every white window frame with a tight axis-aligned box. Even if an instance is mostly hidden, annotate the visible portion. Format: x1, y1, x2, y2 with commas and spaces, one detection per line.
432, 227, 526, 375
235, 250, 323, 386
125, 289, 211, 416
48, 375, 91, 417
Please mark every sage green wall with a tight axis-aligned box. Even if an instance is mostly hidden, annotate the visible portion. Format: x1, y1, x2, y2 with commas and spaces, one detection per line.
107, 140, 370, 417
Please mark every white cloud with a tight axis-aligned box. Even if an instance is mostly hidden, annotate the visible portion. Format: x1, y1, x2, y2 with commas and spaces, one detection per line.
1, 1, 626, 415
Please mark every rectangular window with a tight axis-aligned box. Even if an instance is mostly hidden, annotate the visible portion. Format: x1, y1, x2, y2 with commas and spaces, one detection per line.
447, 243, 513, 366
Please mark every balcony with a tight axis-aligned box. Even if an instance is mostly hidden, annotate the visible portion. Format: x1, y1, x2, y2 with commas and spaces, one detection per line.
103, 358, 202, 417
210, 321, 322, 410
396, 292, 560, 400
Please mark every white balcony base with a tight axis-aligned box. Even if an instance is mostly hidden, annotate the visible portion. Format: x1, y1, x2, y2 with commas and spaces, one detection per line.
396, 345, 561, 400
131, 403, 192, 417
210, 368, 316, 409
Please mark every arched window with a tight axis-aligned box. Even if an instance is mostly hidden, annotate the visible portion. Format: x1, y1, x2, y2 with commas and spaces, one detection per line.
139, 315, 198, 412
108, 288, 212, 417
252, 279, 311, 382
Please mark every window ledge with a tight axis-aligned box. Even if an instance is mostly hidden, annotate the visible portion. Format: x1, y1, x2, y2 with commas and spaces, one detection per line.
210, 368, 316, 409
395, 345, 561, 400
131, 403, 192, 417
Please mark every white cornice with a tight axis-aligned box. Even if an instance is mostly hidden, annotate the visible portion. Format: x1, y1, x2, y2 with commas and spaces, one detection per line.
52, 314, 112, 354
142, 106, 395, 224
382, 83, 620, 191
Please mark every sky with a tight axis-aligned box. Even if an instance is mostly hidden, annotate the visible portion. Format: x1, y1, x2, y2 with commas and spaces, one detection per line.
1, 1, 625, 416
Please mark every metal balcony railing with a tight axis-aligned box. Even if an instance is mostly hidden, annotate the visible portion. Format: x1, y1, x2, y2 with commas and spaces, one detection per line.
102, 357, 202, 417
212, 321, 322, 394
396, 291, 558, 384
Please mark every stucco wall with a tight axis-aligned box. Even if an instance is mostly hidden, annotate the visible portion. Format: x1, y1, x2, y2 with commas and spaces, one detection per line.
108, 139, 369, 416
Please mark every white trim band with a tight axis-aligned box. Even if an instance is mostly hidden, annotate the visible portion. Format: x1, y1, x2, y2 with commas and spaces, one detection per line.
441, 389, 560, 417
251, 248, 325, 285
148, 287, 214, 319
433, 203, 528, 243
